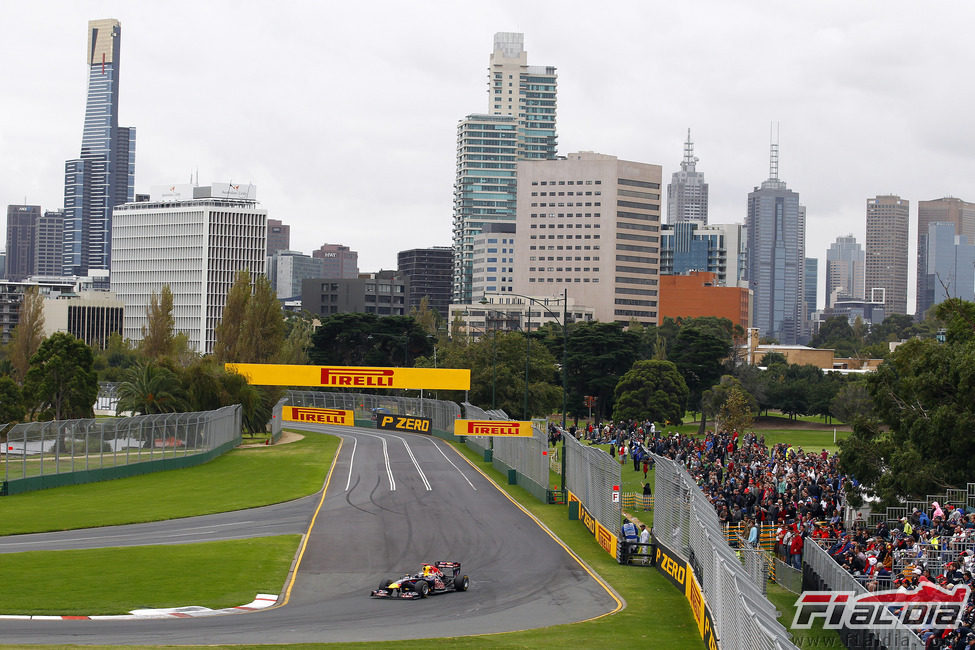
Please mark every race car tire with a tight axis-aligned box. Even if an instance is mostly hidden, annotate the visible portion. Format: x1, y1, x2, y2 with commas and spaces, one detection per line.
416, 581, 429, 598
378, 578, 392, 591
454, 575, 469, 592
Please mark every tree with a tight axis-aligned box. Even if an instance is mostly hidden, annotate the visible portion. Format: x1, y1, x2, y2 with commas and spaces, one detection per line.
560, 321, 641, 420
838, 335, 975, 505
240, 274, 285, 363
669, 328, 728, 415
179, 359, 280, 435
409, 296, 438, 336
141, 285, 177, 361
93, 333, 141, 382
279, 311, 315, 364
612, 360, 688, 424
830, 380, 874, 426
9, 285, 45, 382
0, 376, 25, 424
23, 333, 98, 420
213, 271, 253, 363
115, 362, 188, 415
702, 375, 757, 432
719, 386, 755, 434
308, 313, 432, 367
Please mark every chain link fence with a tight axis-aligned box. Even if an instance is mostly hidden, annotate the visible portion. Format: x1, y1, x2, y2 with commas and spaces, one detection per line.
805, 541, 923, 649
2, 406, 241, 493
652, 453, 795, 650
564, 431, 621, 534
460, 402, 493, 455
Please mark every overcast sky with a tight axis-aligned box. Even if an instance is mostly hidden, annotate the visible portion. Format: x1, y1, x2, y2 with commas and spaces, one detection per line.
3, 1, 974, 312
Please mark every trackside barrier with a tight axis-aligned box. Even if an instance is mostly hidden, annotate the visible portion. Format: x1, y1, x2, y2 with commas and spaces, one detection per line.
459, 404, 549, 503
564, 432, 621, 557
1, 406, 241, 496
651, 453, 795, 650
270, 397, 286, 443
804, 541, 923, 649
286, 390, 460, 439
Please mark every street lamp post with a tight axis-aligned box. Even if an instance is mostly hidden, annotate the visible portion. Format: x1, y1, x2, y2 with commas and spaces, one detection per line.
482, 288, 569, 491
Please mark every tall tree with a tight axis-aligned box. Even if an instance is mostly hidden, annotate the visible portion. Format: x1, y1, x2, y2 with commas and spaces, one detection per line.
213, 271, 252, 363
9, 285, 45, 382
409, 296, 438, 336
308, 313, 432, 367
561, 321, 641, 420
23, 333, 98, 420
719, 386, 755, 434
279, 311, 315, 364
669, 328, 728, 415
612, 359, 688, 424
240, 274, 285, 363
141, 285, 177, 361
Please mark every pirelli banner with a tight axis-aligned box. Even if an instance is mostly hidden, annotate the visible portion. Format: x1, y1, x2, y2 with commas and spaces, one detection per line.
282, 406, 355, 426
226, 364, 471, 391
567, 490, 619, 558
653, 537, 718, 649
377, 414, 432, 433
453, 420, 533, 437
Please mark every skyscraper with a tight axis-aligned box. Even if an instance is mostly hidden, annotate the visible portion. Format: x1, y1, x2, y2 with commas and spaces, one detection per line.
35, 210, 65, 277
825, 235, 865, 307
660, 222, 747, 287
63, 19, 135, 277
915, 197, 975, 315
398, 247, 453, 318
5, 205, 40, 281
919, 222, 975, 309
803, 257, 818, 335
864, 195, 909, 316
746, 143, 804, 344
313, 243, 359, 278
452, 34, 557, 304
266, 219, 291, 255
666, 130, 709, 224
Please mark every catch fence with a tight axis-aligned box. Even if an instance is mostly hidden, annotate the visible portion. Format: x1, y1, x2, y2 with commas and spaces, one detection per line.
564, 432, 621, 535
1, 405, 241, 495
651, 453, 796, 650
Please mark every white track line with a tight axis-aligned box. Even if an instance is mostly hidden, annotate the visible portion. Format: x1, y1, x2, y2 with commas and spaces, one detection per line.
387, 433, 431, 491
425, 438, 477, 491
344, 435, 357, 491
354, 431, 396, 491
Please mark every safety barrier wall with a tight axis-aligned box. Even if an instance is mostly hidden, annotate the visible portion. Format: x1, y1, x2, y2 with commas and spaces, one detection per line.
564, 432, 621, 539
286, 390, 460, 435
460, 402, 491, 455
804, 541, 923, 650
2, 406, 241, 495
651, 453, 796, 650
270, 397, 286, 443
459, 404, 548, 502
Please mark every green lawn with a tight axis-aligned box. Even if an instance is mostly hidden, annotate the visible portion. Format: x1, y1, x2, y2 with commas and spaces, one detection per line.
0, 432, 339, 535
766, 583, 843, 648
0, 536, 299, 615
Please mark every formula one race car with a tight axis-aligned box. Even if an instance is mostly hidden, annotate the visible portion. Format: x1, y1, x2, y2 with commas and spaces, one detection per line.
370, 561, 469, 599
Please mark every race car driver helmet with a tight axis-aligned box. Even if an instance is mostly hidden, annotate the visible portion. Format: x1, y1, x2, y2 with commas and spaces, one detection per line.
422, 564, 439, 577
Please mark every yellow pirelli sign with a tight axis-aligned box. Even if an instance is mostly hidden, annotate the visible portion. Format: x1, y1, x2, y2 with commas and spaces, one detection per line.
454, 420, 533, 437
226, 364, 470, 390
282, 406, 354, 426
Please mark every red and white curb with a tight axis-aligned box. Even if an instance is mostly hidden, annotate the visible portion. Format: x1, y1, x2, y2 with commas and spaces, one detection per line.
0, 594, 278, 620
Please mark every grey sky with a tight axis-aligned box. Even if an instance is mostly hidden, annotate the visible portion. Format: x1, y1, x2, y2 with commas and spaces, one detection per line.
2, 1, 974, 312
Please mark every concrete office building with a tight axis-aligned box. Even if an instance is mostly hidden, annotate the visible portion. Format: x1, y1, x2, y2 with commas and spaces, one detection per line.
513, 151, 662, 325
660, 221, 747, 287
35, 210, 65, 277
916, 197, 975, 315
267, 250, 325, 299
825, 235, 865, 306
302, 271, 409, 318
398, 247, 453, 318
452, 33, 558, 304
919, 222, 975, 309
469, 224, 516, 299
746, 144, 805, 344
42, 290, 123, 349
313, 243, 359, 279
865, 195, 909, 316
450, 292, 595, 339
0, 278, 78, 345
110, 182, 266, 354
5, 205, 40, 281
266, 218, 291, 255
666, 130, 709, 225
63, 19, 135, 276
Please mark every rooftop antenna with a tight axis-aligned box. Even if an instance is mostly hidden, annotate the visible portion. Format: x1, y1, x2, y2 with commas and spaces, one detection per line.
682, 128, 696, 171
769, 121, 780, 181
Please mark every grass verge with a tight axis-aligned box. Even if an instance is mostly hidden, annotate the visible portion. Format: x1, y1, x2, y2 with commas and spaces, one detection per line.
0, 432, 338, 535
766, 582, 843, 648
0, 536, 300, 615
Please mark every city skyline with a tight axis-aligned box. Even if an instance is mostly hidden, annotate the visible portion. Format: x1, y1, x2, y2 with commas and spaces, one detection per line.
2, 2, 975, 312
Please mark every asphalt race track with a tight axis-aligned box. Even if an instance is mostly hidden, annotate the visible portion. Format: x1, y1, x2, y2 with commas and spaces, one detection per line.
0, 425, 621, 645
